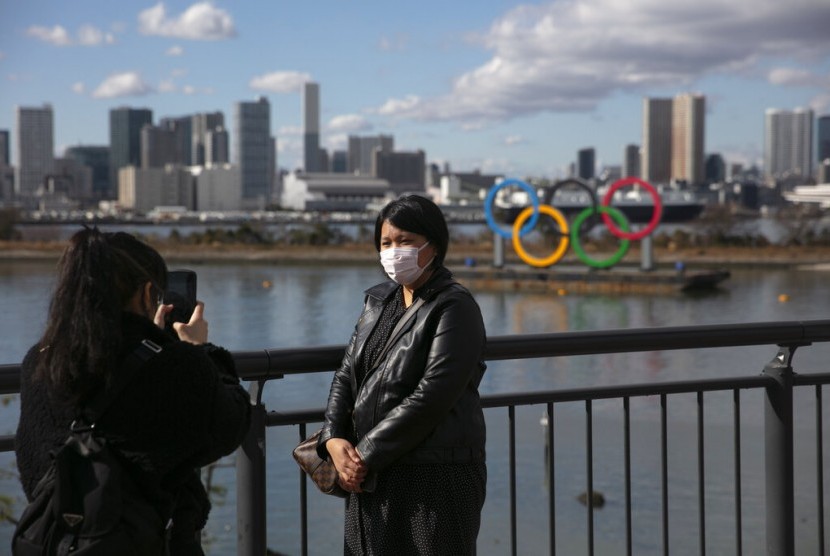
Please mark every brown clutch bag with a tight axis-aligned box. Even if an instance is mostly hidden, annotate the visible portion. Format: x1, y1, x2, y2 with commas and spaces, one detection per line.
292, 429, 348, 498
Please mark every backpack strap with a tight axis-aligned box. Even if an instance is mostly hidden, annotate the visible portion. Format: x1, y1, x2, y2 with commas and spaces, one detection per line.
79, 339, 163, 426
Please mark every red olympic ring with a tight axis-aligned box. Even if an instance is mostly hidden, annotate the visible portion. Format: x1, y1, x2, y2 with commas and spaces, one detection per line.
601, 177, 663, 241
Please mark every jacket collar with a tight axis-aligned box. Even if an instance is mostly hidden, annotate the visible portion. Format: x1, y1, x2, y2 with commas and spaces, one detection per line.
364, 266, 455, 303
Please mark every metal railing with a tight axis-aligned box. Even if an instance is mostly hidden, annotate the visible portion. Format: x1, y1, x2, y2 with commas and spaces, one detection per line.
2, 319, 830, 555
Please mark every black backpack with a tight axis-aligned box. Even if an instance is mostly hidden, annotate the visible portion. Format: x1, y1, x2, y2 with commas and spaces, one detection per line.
12, 339, 172, 555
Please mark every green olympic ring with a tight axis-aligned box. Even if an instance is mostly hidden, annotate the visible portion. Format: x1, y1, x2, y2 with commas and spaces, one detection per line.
570, 205, 630, 268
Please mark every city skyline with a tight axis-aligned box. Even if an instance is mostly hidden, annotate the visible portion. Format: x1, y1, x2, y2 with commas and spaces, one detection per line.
1, 0, 829, 178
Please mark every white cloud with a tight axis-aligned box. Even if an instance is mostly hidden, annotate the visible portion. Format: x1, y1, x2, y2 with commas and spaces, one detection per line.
166, 45, 185, 56
375, 0, 830, 125
327, 114, 372, 133
158, 79, 177, 93
26, 25, 72, 46
378, 33, 409, 52
139, 2, 236, 40
71, 82, 86, 95
27, 24, 114, 46
92, 72, 153, 99
249, 71, 311, 93
325, 134, 348, 152
768, 67, 829, 88
504, 135, 523, 146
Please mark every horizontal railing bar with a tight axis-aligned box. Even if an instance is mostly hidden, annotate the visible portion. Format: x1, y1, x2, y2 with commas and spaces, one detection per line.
2, 319, 829, 388
263, 374, 777, 428
794, 372, 830, 386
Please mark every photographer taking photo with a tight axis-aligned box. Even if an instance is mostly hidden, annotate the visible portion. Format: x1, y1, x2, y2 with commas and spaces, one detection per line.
14, 227, 251, 555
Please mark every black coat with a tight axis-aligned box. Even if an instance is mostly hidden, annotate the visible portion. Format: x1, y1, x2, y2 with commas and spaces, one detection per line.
319, 267, 486, 475
15, 312, 251, 553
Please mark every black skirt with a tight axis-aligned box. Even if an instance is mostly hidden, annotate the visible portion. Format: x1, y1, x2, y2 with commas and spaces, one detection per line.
344, 461, 486, 556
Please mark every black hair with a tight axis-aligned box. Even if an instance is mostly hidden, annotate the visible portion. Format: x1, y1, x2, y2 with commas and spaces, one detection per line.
35, 227, 168, 402
373, 194, 449, 268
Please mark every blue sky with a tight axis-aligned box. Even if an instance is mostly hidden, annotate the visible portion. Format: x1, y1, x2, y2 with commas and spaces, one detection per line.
1, 0, 829, 178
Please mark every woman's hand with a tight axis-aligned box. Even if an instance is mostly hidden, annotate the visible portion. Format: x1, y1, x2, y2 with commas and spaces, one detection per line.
173, 301, 208, 345
326, 438, 368, 493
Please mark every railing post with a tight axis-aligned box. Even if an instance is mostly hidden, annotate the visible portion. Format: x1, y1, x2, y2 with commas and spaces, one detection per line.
237, 380, 267, 556
763, 345, 800, 556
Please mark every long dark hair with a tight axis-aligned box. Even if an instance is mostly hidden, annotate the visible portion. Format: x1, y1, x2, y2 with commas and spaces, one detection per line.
35, 227, 168, 402
374, 195, 449, 268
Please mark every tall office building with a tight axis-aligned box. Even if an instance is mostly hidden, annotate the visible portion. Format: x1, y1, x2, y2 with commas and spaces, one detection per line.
110, 107, 152, 199
671, 94, 705, 184
764, 108, 814, 182
374, 150, 426, 195
233, 96, 271, 203
303, 82, 321, 173
65, 146, 110, 200
348, 134, 393, 175
623, 144, 640, 178
192, 112, 224, 165
641, 98, 673, 184
141, 124, 179, 168
159, 116, 193, 166
0, 130, 9, 166
817, 114, 830, 164
205, 127, 229, 165
577, 148, 595, 180
15, 104, 54, 199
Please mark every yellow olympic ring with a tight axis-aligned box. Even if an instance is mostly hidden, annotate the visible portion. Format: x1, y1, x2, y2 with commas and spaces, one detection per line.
512, 205, 570, 267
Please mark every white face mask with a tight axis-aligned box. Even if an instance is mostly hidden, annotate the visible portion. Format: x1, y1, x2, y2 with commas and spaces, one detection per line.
379, 241, 433, 285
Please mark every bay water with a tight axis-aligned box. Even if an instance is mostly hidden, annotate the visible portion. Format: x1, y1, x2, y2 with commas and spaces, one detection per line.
1, 255, 829, 555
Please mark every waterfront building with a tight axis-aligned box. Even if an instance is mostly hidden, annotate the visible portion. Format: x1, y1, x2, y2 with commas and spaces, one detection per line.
15, 104, 54, 202
623, 144, 640, 179
110, 107, 152, 199
374, 149, 426, 195
0, 129, 9, 166
764, 107, 814, 183
705, 153, 726, 183
672, 93, 706, 184
281, 171, 390, 211
331, 150, 347, 173
159, 116, 193, 166
141, 124, 179, 168
205, 126, 229, 165
192, 112, 225, 165
642, 98, 672, 184
348, 134, 393, 175
118, 165, 194, 214
191, 163, 241, 211
233, 97, 271, 207
817, 114, 830, 163
577, 147, 595, 180
303, 82, 322, 173
51, 157, 93, 203
64, 146, 110, 201
439, 171, 502, 205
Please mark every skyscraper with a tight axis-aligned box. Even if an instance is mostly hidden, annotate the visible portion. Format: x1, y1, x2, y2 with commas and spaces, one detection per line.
303, 82, 321, 173
671, 94, 705, 184
577, 148, 595, 180
192, 112, 225, 165
348, 135, 393, 175
110, 107, 152, 199
641, 98, 672, 184
817, 114, 830, 164
15, 104, 54, 199
0, 129, 9, 167
65, 146, 110, 200
642, 94, 706, 185
764, 108, 814, 182
623, 144, 640, 178
233, 96, 271, 203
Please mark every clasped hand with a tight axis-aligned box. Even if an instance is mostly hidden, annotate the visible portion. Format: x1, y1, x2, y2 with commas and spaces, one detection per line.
154, 301, 209, 345
325, 438, 368, 493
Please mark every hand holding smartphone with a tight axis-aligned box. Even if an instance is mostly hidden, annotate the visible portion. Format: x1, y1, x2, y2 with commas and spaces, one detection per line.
164, 270, 198, 331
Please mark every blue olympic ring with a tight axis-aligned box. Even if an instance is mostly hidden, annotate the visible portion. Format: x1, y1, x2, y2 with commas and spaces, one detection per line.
483, 178, 540, 239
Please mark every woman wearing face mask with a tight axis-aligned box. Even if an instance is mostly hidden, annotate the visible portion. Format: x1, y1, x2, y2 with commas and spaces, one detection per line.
318, 195, 487, 555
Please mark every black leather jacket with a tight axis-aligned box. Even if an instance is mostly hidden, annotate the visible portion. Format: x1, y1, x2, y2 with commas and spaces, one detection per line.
319, 267, 486, 474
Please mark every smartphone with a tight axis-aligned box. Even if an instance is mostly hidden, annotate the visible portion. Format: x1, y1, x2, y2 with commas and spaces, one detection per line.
164, 269, 197, 327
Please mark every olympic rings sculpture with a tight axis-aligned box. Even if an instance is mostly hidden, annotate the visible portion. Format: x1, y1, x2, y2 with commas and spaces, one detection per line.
483, 177, 663, 269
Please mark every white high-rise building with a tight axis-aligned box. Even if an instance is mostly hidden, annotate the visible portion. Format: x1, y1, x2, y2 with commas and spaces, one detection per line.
15, 104, 54, 199
348, 135, 394, 176
671, 94, 705, 184
764, 108, 814, 182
